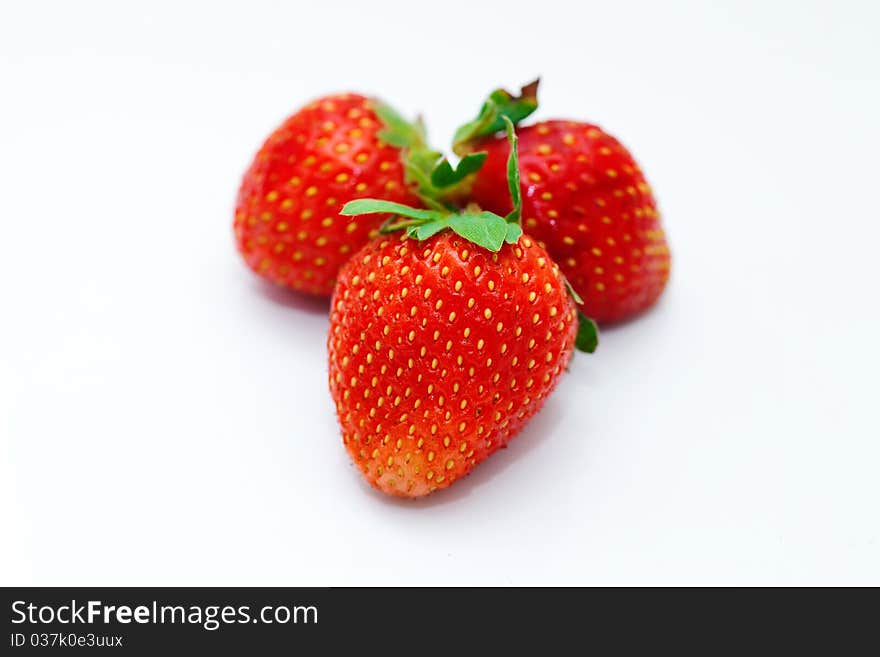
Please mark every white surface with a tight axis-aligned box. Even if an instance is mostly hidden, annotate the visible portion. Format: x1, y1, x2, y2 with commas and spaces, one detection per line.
1, 0, 879, 586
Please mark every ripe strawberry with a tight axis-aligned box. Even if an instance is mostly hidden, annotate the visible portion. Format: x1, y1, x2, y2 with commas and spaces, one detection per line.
329, 232, 578, 496
328, 119, 597, 497
454, 82, 671, 324
234, 93, 425, 295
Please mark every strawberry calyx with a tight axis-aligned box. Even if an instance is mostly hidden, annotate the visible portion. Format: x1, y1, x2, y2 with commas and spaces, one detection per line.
342, 116, 524, 252
575, 312, 599, 353
450, 80, 601, 352
451, 79, 540, 156
342, 115, 599, 354
373, 101, 487, 212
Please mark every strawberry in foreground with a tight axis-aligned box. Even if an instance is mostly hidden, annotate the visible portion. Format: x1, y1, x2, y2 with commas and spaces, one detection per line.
234, 93, 477, 295
328, 119, 598, 497
454, 82, 671, 324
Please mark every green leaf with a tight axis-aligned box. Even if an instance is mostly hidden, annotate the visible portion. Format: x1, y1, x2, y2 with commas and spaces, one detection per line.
564, 279, 584, 305
502, 116, 522, 225
377, 110, 449, 205
413, 115, 428, 142
407, 146, 443, 178
374, 102, 425, 149
340, 199, 444, 222
504, 222, 523, 244
452, 79, 540, 153
575, 312, 599, 353
448, 212, 508, 252
375, 104, 438, 186
430, 152, 487, 188
402, 158, 441, 201
374, 102, 451, 207
408, 218, 450, 240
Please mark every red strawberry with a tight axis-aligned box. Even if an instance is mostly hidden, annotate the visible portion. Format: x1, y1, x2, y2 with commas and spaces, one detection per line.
234, 93, 425, 295
329, 232, 578, 496
454, 83, 671, 324
328, 119, 596, 497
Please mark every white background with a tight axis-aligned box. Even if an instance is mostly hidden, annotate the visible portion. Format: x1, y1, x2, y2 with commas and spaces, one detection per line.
2, 0, 878, 586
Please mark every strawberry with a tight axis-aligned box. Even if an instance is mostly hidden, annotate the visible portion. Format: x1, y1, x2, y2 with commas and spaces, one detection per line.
328, 119, 597, 497
234, 93, 431, 295
453, 82, 671, 324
